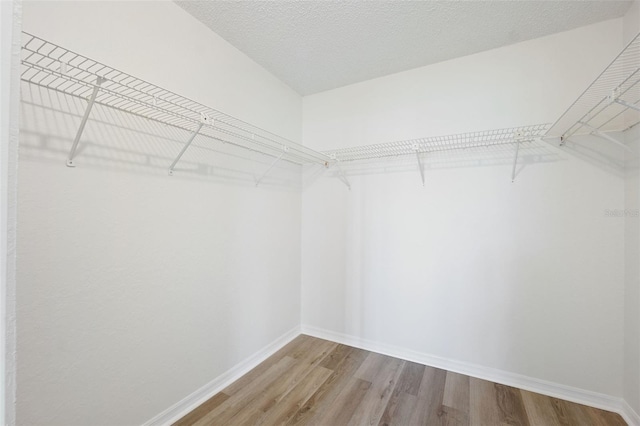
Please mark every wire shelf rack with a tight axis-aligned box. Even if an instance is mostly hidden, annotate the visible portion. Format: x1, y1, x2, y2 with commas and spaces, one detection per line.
19, 32, 554, 186
20, 32, 331, 167
324, 124, 550, 162
546, 31, 640, 140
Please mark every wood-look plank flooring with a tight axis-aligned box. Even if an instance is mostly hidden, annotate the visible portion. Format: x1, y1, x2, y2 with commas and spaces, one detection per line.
174, 335, 626, 426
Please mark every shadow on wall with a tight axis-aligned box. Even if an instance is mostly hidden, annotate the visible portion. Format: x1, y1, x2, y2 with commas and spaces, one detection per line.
19, 83, 302, 191
561, 133, 630, 175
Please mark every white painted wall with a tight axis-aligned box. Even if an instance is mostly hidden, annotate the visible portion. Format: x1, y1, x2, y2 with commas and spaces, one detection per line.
301, 19, 626, 398
624, 1, 640, 418
18, 2, 302, 425
625, 124, 640, 417
1, 0, 22, 424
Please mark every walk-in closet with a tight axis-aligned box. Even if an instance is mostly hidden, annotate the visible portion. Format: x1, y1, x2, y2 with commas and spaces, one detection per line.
1, 1, 640, 425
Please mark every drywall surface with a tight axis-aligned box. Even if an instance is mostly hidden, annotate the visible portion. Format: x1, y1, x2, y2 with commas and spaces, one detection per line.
301, 19, 626, 398
624, 2, 640, 417
1, 0, 21, 424
624, 0, 640, 44
625, 125, 640, 416
18, 2, 302, 425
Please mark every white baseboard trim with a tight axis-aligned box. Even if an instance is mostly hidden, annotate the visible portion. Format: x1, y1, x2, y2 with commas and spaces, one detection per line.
143, 325, 301, 426
621, 400, 640, 426
143, 324, 640, 426
301, 325, 637, 425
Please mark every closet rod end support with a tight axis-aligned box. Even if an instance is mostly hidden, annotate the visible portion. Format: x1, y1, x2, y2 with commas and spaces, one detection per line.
168, 169, 174, 176
66, 159, 76, 168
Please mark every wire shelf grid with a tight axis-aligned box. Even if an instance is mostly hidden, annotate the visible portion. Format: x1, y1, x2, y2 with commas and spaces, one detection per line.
20, 32, 331, 166
20, 32, 556, 181
324, 124, 550, 162
546, 31, 640, 140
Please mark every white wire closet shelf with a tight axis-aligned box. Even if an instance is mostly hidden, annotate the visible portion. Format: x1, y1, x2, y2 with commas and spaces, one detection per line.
20, 32, 332, 171
325, 124, 550, 162
546, 31, 640, 143
323, 124, 550, 185
19, 32, 554, 187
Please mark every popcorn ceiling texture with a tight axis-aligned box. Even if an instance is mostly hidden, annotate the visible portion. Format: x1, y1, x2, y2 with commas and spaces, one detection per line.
177, 0, 632, 95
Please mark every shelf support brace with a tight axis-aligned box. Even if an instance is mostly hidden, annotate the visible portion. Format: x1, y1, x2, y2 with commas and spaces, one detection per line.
66, 76, 106, 167
335, 163, 351, 190
413, 144, 425, 186
330, 156, 350, 190
255, 146, 289, 187
578, 122, 632, 152
511, 140, 520, 183
613, 98, 640, 113
168, 114, 210, 176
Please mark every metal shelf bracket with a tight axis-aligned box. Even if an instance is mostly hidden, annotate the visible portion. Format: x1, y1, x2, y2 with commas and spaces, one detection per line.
412, 143, 425, 186
255, 145, 289, 187
330, 154, 351, 190
511, 133, 522, 183
577, 121, 632, 152
168, 114, 211, 176
612, 97, 640, 113
66, 76, 106, 167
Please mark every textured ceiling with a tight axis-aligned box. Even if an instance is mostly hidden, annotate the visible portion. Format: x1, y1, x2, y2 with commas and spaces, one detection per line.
177, 1, 632, 95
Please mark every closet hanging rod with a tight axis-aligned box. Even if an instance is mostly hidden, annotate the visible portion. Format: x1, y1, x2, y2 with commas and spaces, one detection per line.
20, 32, 331, 166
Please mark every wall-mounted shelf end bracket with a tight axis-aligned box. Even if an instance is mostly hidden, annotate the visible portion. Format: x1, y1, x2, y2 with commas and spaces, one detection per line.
66, 76, 106, 167
168, 114, 211, 176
